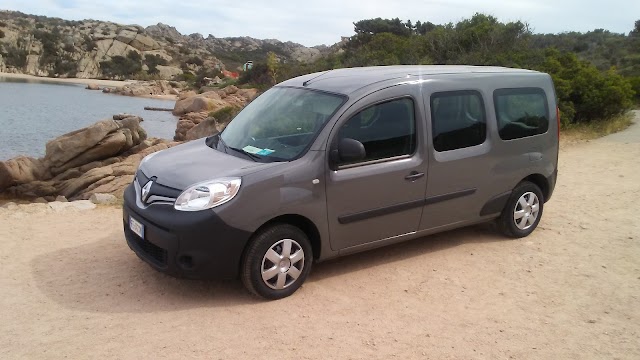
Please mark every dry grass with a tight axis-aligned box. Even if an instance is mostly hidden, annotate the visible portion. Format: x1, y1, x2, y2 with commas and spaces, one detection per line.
561, 112, 634, 144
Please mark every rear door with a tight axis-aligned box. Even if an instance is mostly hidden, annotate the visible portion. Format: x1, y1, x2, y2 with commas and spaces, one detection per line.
325, 85, 428, 250
419, 86, 494, 230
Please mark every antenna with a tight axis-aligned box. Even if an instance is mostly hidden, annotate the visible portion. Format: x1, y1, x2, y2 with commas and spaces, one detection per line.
303, 70, 332, 86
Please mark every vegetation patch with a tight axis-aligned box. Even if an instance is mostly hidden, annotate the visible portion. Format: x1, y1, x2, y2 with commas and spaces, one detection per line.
561, 112, 634, 142
209, 107, 239, 123
99, 50, 142, 79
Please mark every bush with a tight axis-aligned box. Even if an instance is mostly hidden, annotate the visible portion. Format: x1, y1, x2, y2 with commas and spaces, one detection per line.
0, 30, 4, 38
144, 54, 168, 74
628, 76, 640, 103
186, 56, 204, 66
238, 63, 271, 87
209, 107, 239, 123
2, 46, 28, 68
99, 50, 142, 79
0, 21, 7, 27
35, 23, 45, 29
175, 71, 195, 83
540, 50, 635, 123
52, 58, 78, 77
82, 35, 96, 51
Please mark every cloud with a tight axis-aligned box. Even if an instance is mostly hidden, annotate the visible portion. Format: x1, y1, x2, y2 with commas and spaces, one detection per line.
3, 0, 639, 46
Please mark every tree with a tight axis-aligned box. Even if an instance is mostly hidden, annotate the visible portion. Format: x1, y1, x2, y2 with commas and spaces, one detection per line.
266, 51, 279, 85
630, 19, 640, 37
353, 18, 412, 37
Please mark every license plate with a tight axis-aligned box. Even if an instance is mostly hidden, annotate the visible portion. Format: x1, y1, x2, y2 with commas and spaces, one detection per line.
129, 216, 145, 239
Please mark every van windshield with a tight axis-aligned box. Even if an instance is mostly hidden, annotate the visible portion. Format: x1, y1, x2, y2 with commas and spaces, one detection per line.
219, 87, 345, 162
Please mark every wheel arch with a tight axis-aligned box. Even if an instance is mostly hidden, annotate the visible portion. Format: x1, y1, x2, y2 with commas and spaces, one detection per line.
247, 214, 322, 261
521, 173, 550, 202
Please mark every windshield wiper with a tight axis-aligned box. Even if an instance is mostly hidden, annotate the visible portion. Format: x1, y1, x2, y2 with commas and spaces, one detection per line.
228, 146, 261, 162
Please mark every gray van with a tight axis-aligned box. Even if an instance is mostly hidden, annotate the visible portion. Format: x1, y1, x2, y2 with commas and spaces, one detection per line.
123, 65, 559, 299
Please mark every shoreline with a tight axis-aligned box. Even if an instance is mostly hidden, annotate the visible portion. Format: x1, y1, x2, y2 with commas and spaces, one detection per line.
0, 72, 137, 88
0, 72, 178, 101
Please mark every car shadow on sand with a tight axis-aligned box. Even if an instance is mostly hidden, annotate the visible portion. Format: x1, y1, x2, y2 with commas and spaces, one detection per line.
30, 231, 260, 313
308, 222, 508, 282
31, 223, 507, 313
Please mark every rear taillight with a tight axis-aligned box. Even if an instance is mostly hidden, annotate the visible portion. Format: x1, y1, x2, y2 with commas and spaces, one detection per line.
556, 106, 560, 139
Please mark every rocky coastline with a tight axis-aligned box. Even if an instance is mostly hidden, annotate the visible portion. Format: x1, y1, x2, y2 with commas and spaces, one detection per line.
0, 86, 259, 203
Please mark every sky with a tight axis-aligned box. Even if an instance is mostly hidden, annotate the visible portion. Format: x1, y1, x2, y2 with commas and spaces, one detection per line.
2, 0, 639, 46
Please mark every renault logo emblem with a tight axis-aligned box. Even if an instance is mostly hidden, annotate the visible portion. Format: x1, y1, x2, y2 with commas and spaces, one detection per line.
141, 181, 153, 203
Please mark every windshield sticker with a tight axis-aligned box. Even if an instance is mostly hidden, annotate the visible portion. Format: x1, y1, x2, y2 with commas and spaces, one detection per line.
256, 148, 275, 156
242, 145, 263, 154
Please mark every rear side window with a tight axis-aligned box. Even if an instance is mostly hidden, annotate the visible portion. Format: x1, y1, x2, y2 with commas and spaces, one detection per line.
430, 91, 486, 152
494, 88, 549, 140
338, 98, 416, 164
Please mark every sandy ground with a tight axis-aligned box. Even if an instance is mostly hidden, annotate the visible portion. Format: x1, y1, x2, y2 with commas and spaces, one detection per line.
0, 72, 178, 100
1, 114, 639, 359
0, 72, 136, 88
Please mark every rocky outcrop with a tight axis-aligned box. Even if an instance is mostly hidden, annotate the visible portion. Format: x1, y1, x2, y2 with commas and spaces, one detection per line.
172, 85, 257, 116
185, 117, 223, 141
0, 11, 332, 81
114, 80, 178, 97
172, 86, 258, 140
0, 115, 178, 200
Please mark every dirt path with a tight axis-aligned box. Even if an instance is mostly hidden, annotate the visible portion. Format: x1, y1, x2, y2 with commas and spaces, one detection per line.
1, 114, 639, 359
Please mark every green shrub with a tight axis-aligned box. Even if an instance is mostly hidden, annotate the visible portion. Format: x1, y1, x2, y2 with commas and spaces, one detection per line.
51, 57, 78, 76
144, 54, 168, 74
2, 46, 28, 68
82, 35, 96, 51
99, 50, 142, 79
628, 76, 640, 103
209, 107, 239, 123
540, 50, 635, 123
35, 23, 45, 29
175, 71, 195, 83
186, 56, 204, 66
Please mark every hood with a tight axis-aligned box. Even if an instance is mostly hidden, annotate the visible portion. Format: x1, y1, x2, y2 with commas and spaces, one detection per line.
139, 138, 281, 190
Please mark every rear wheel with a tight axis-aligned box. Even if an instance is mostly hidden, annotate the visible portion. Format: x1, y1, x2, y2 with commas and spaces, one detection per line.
241, 224, 312, 300
498, 181, 544, 238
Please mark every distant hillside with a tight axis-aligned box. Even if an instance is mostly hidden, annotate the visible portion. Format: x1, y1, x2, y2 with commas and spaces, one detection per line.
0, 10, 328, 80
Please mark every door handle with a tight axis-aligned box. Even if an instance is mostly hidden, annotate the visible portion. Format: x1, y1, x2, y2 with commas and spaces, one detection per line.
405, 171, 425, 181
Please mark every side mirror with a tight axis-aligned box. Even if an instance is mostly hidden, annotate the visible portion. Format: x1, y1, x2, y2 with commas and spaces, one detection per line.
337, 138, 366, 163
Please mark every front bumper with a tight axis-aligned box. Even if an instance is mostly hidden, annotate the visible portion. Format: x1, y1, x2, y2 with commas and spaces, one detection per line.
122, 183, 252, 280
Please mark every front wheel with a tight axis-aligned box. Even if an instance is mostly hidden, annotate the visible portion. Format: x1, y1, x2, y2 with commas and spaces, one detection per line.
241, 224, 312, 300
498, 181, 544, 238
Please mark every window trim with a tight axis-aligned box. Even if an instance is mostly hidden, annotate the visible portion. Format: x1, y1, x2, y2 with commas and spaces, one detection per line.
493, 87, 550, 141
430, 89, 488, 153
330, 96, 419, 170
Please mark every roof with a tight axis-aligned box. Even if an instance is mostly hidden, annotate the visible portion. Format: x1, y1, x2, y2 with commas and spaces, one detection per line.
278, 65, 541, 96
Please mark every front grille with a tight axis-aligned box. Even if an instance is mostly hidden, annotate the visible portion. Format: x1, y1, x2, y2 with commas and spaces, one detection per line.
135, 170, 181, 206
128, 228, 168, 266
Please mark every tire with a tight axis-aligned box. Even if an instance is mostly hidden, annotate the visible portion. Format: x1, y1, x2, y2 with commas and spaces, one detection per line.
241, 224, 313, 300
498, 181, 544, 238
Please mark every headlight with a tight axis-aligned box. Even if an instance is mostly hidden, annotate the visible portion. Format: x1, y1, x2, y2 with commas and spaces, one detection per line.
174, 178, 241, 211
